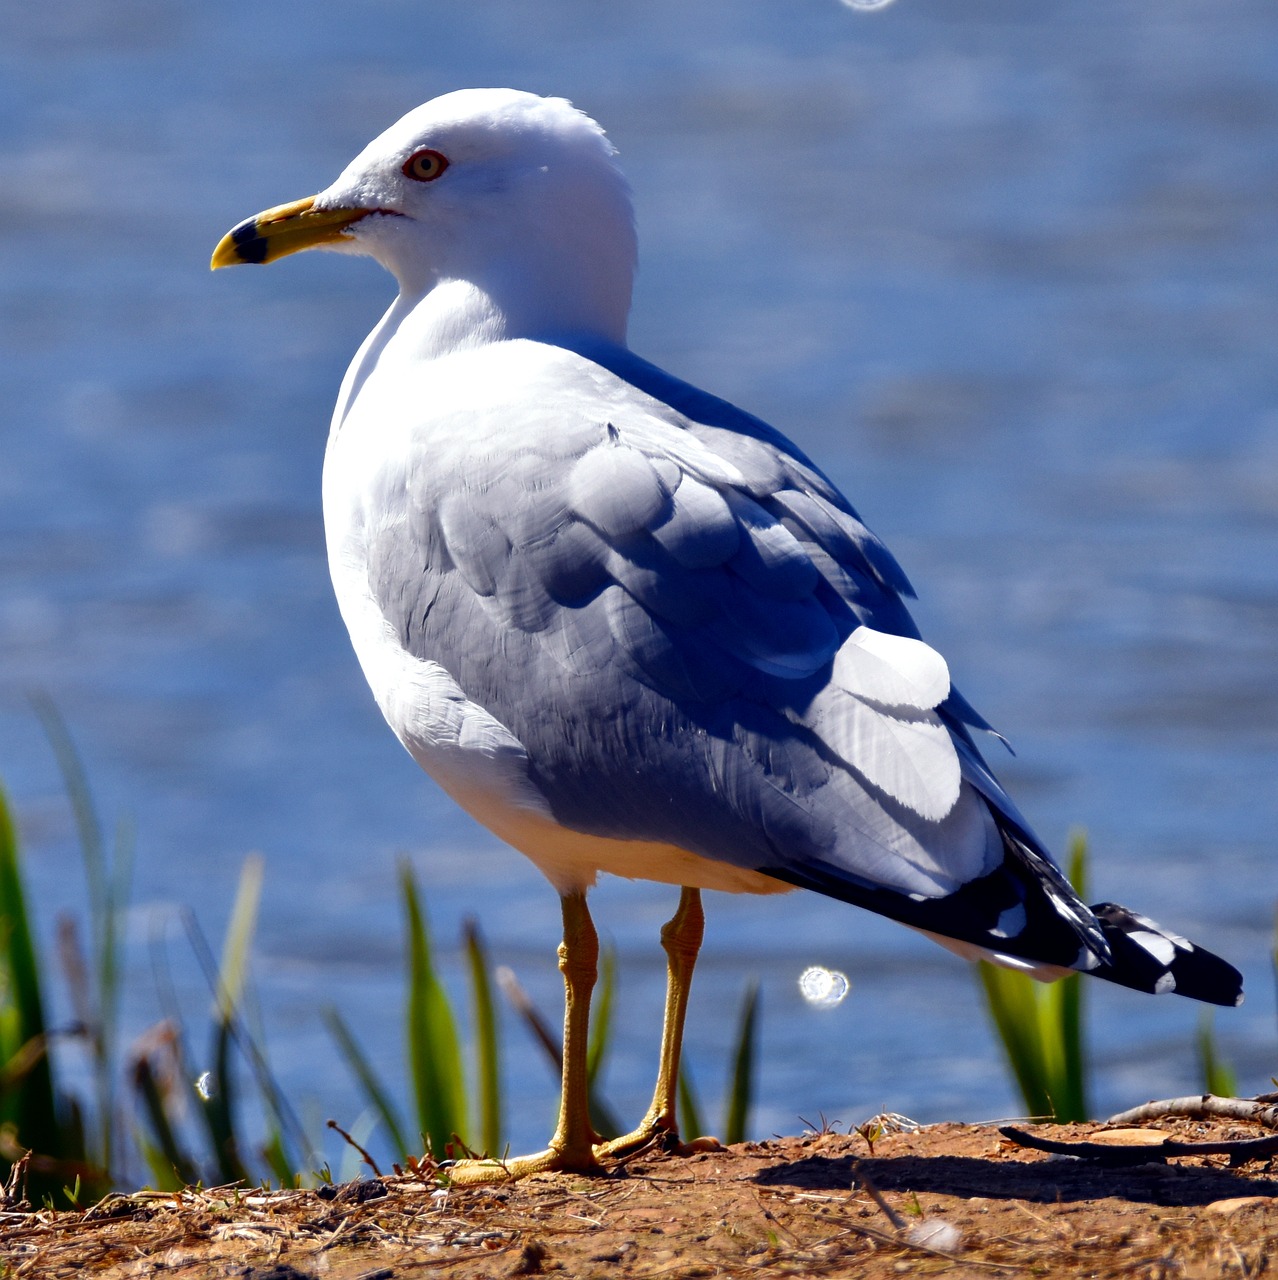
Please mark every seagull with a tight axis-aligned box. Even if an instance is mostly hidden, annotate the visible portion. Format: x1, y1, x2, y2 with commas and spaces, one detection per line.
212, 88, 1243, 1180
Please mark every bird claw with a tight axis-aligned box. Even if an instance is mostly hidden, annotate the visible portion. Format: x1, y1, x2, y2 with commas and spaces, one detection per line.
595, 1120, 724, 1162
445, 1146, 604, 1185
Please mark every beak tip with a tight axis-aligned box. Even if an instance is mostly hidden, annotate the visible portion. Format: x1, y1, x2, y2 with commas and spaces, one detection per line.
210, 196, 357, 273
212, 215, 270, 269
210, 241, 244, 271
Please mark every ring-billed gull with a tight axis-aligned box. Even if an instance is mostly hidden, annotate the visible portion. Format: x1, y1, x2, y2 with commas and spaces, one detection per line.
212, 88, 1242, 1179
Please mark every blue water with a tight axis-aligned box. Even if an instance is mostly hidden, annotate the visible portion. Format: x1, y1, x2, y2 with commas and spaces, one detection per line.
3, 0, 1277, 1178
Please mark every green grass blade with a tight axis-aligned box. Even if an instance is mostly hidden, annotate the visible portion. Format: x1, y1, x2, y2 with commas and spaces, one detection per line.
1065, 831, 1089, 902
978, 961, 1053, 1119
130, 1054, 199, 1188
723, 981, 758, 1146
977, 832, 1093, 1123
1055, 832, 1090, 1121
587, 946, 615, 1087
33, 700, 113, 1168
1048, 830, 1090, 1121
0, 1034, 51, 1094
1196, 1011, 1238, 1098
584, 945, 622, 1139
29, 697, 105, 936
204, 853, 260, 1183
322, 1005, 410, 1158
215, 855, 263, 1024
31, 701, 139, 1180
400, 861, 467, 1158
462, 920, 502, 1156
1051, 975, 1088, 1122
586, 1082, 623, 1142
676, 1059, 705, 1142
96, 816, 135, 1173
181, 857, 285, 1184
31, 699, 139, 1177
194, 1008, 244, 1177
261, 1128, 295, 1188
136, 1131, 184, 1193
0, 784, 63, 1177
200, 1015, 249, 1185
216, 864, 312, 1180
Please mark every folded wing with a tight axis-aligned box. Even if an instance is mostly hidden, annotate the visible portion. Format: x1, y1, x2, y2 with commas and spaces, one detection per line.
361, 340, 1241, 1007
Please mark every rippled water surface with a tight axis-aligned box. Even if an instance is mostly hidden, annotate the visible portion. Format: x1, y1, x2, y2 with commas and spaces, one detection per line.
3, 0, 1277, 1167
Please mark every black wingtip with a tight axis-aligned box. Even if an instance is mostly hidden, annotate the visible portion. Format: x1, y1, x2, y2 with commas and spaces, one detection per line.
1089, 902, 1244, 1008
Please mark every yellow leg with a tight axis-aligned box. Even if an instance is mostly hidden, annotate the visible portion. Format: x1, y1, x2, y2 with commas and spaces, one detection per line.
596, 887, 721, 1159
450, 890, 603, 1183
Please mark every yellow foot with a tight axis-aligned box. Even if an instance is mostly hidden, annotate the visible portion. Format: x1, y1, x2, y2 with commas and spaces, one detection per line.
446, 1147, 605, 1185
595, 1119, 724, 1162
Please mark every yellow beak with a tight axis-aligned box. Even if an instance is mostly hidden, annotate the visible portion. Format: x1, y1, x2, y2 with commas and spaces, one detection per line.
210, 196, 370, 269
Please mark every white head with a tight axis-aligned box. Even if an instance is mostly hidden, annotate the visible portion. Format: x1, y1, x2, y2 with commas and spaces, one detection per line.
213, 89, 638, 346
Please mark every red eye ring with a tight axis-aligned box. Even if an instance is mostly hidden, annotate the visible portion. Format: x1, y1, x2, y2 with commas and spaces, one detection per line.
403, 149, 449, 182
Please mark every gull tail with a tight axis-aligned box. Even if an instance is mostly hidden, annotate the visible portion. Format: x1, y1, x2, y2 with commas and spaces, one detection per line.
1082, 902, 1243, 1007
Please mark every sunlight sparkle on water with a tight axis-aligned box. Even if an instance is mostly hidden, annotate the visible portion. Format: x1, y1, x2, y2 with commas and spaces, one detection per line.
839, 0, 899, 11
798, 966, 850, 1008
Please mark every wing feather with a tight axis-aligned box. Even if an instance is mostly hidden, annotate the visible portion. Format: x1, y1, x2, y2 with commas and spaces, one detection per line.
567, 439, 672, 539
650, 476, 740, 568
804, 686, 961, 820
832, 627, 951, 711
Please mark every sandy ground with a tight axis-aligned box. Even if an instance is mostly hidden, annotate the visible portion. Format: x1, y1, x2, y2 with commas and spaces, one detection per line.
3, 1118, 1277, 1279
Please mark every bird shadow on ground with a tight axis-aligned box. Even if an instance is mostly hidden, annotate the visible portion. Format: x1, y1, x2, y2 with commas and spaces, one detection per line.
755, 1148, 1277, 1209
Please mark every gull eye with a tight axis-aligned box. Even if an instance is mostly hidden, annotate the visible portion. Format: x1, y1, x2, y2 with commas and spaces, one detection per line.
403, 149, 449, 182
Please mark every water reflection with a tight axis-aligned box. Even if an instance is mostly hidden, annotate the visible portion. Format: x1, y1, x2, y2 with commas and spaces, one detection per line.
798, 966, 851, 1009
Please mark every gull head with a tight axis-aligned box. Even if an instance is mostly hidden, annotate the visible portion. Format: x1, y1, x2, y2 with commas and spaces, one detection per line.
212, 89, 638, 344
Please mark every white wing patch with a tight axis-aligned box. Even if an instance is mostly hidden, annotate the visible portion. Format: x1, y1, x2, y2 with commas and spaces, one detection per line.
832, 626, 951, 710
1128, 930, 1178, 968
805, 685, 961, 821
793, 625, 959, 820
1129, 912, 1193, 951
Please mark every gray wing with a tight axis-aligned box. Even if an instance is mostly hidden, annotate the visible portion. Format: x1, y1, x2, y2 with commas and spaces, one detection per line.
360, 342, 1244, 1006
363, 350, 1009, 885
364, 345, 1118, 974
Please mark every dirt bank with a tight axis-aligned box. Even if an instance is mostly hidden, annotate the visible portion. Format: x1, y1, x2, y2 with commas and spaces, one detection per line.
4, 1118, 1276, 1278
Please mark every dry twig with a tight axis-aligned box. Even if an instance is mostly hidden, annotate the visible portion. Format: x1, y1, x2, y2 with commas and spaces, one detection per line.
1107, 1094, 1278, 1132
327, 1118, 384, 1178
